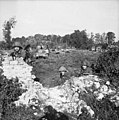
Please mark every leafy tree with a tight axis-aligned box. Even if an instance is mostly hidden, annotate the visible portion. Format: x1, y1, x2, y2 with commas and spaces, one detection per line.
101, 32, 107, 44
95, 33, 107, 44
0, 41, 7, 50
2, 17, 17, 49
86, 38, 94, 50
26, 36, 37, 48
106, 32, 116, 45
94, 33, 102, 44
62, 34, 71, 47
114, 40, 119, 47
56, 35, 62, 44
69, 30, 88, 49
34, 34, 44, 45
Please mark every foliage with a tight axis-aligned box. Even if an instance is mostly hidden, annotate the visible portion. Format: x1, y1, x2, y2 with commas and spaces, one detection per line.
2, 104, 42, 120
101, 32, 107, 43
10, 28, 116, 51
2, 17, 17, 49
0, 41, 7, 50
0, 70, 25, 120
94, 33, 102, 44
114, 40, 119, 47
11, 29, 93, 50
63, 30, 89, 49
78, 92, 119, 120
1, 17, 116, 50
106, 32, 116, 45
93, 47, 119, 87
39, 105, 69, 120
86, 38, 94, 50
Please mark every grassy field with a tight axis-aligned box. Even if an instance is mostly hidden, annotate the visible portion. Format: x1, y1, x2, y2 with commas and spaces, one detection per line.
32, 50, 100, 87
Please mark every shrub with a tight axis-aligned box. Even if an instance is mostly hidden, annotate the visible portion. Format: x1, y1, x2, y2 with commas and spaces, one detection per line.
0, 70, 25, 120
78, 92, 119, 120
93, 47, 119, 87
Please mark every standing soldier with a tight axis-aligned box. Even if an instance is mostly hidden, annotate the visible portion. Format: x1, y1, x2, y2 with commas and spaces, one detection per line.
24, 44, 33, 63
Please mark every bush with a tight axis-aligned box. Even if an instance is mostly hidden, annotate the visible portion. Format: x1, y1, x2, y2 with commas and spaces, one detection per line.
78, 92, 119, 120
0, 70, 26, 120
93, 47, 119, 87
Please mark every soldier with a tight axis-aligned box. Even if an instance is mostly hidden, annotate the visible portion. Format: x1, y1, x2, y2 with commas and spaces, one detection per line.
59, 66, 68, 79
24, 44, 31, 62
24, 44, 34, 64
35, 45, 43, 59
80, 60, 92, 75
10, 42, 23, 60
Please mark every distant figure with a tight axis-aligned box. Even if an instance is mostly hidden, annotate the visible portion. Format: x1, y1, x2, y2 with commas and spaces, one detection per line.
59, 66, 68, 79
35, 45, 43, 59
46, 44, 50, 56
10, 42, 23, 60
37, 45, 43, 50
35, 45, 49, 59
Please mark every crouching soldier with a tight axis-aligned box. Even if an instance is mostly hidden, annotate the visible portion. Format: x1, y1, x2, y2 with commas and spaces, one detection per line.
80, 60, 92, 76
59, 66, 68, 80
10, 42, 23, 60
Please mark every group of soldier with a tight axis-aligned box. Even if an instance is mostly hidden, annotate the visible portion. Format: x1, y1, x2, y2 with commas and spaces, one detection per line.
59, 59, 93, 80
10, 42, 33, 64
10, 41, 49, 65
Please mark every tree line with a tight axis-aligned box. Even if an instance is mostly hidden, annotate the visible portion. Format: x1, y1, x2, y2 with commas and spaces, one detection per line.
0, 17, 117, 50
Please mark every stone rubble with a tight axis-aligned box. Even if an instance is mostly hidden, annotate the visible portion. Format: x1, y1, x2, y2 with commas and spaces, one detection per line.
0, 56, 119, 118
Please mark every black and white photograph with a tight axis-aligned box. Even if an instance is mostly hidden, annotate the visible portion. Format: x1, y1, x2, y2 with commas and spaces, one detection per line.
0, 0, 119, 120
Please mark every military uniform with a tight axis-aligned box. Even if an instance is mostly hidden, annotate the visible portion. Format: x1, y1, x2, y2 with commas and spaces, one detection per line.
11, 42, 23, 60
80, 60, 92, 75
24, 44, 33, 64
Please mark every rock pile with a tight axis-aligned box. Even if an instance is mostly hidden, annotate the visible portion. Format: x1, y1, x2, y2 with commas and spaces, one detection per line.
2, 56, 34, 89
0, 56, 119, 118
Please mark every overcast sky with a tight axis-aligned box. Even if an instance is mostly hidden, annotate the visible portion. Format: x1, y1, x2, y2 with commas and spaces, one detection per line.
0, 0, 119, 40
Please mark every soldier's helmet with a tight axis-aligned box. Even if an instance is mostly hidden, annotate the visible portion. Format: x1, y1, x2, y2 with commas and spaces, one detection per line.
24, 44, 31, 50
12, 42, 23, 49
59, 66, 68, 72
